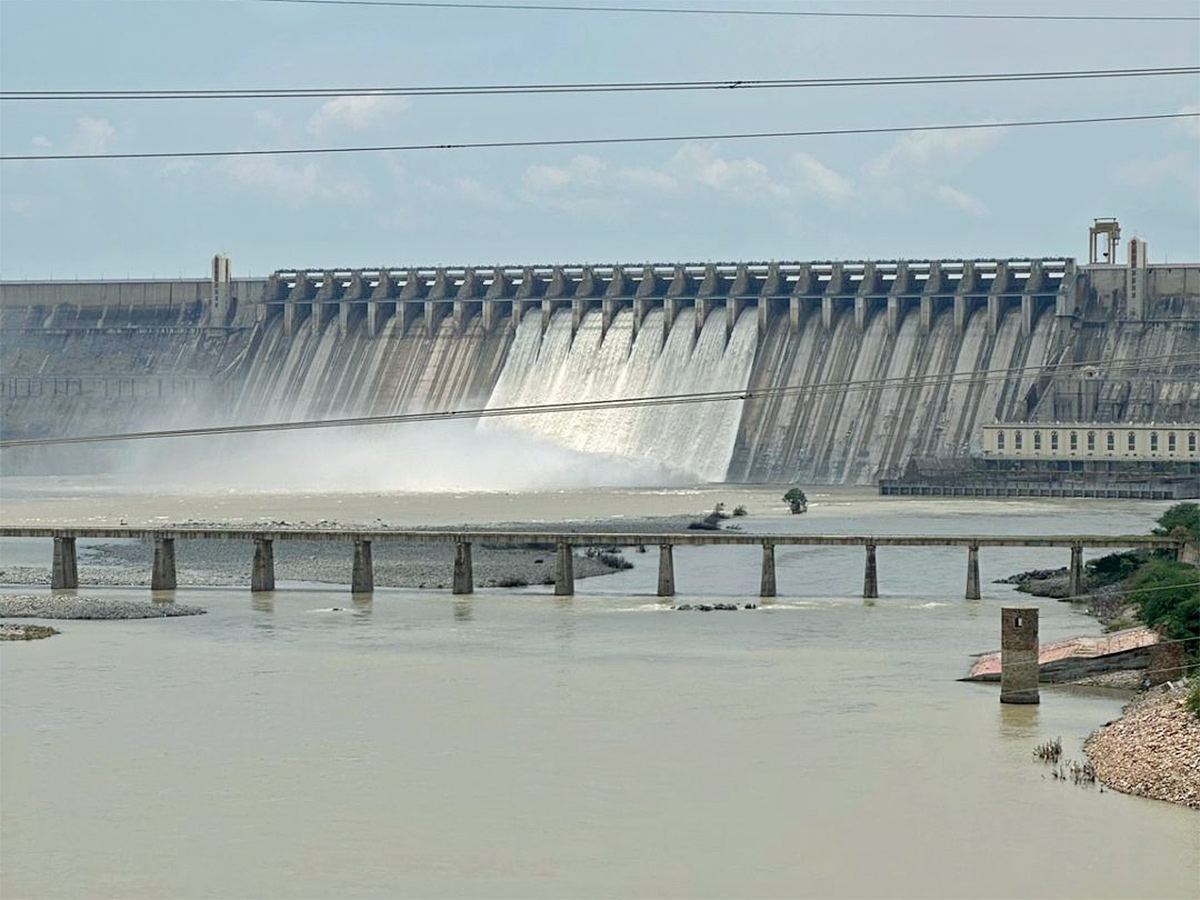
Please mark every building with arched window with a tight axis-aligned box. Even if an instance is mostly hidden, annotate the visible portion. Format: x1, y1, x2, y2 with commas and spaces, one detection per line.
983, 423, 1200, 461
884, 422, 1200, 499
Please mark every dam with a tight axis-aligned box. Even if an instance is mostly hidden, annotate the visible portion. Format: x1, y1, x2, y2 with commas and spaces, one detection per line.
2, 249, 1198, 485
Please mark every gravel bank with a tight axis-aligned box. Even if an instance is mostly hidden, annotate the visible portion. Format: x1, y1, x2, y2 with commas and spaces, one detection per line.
1085, 681, 1200, 809
0, 515, 706, 590
0, 595, 206, 620
0, 623, 59, 640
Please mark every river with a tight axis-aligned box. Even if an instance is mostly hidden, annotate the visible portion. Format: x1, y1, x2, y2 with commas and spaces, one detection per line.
1, 482, 1197, 898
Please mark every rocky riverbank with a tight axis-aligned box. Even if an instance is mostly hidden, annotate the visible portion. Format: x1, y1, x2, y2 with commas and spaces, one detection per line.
997, 565, 1140, 630
0, 595, 206, 619
1085, 681, 1200, 809
0, 622, 59, 640
0, 515, 704, 591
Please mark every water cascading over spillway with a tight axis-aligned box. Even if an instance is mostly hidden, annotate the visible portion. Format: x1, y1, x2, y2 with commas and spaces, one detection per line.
727, 306, 1060, 484
10, 257, 1194, 486
230, 310, 513, 423
482, 306, 760, 482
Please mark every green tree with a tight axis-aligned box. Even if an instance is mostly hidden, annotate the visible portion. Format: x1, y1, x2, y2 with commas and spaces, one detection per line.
1153, 502, 1199, 541
1127, 559, 1200, 659
1086, 550, 1147, 585
782, 488, 808, 514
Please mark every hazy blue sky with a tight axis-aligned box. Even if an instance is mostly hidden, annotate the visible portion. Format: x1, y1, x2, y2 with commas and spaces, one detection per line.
1, 0, 1197, 278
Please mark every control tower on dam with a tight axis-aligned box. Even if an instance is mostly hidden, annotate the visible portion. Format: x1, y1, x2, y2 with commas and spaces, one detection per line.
2, 246, 1197, 485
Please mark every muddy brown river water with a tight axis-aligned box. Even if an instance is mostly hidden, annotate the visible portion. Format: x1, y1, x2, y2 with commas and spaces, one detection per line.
2, 481, 1197, 898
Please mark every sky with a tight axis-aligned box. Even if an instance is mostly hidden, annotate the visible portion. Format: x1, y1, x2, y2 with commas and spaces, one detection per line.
0, 0, 1197, 279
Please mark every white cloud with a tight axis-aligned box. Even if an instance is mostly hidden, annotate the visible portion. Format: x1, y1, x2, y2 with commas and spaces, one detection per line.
935, 185, 987, 216
790, 152, 854, 206
1175, 104, 1200, 139
217, 156, 368, 206
522, 154, 608, 193
453, 176, 509, 208
254, 109, 286, 131
864, 125, 1000, 179
4, 196, 34, 215
665, 142, 789, 199
70, 117, 114, 154
517, 143, 832, 214
306, 95, 410, 136
1115, 152, 1199, 193
617, 166, 677, 193
158, 158, 201, 178
31, 135, 53, 149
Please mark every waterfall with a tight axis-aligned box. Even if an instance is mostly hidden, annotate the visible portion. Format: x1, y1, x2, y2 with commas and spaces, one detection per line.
482, 306, 759, 482
727, 304, 1068, 484
8, 262, 1194, 485
230, 312, 513, 422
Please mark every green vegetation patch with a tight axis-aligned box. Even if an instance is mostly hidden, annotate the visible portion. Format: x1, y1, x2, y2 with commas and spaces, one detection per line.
1153, 502, 1199, 542
1127, 559, 1199, 658
1086, 550, 1148, 586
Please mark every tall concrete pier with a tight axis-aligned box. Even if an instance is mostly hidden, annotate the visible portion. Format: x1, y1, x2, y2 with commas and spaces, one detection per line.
51, 536, 78, 590
252, 538, 275, 593
657, 543, 675, 598
1000, 607, 1040, 704
152, 536, 177, 591
453, 541, 473, 595
966, 543, 981, 601
760, 543, 777, 598
863, 543, 879, 599
1069, 545, 1084, 598
352, 539, 374, 594
555, 542, 574, 596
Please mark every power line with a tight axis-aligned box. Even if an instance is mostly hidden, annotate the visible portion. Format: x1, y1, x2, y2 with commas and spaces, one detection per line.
246, 0, 1200, 24
3, 350, 1196, 448
1063, 581, 1200, 604
7, 66, 1197, 102
4, 111, 1196, 163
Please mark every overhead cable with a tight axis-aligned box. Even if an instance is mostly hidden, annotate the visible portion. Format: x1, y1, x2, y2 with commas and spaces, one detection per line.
6, 66, 1197, 102
3, 351, 1197, 448
245, 0, 1200, 24
4, 111, 1197, 163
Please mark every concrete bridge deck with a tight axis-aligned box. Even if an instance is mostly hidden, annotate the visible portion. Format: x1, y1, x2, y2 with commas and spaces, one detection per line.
2, 526, 1182, 600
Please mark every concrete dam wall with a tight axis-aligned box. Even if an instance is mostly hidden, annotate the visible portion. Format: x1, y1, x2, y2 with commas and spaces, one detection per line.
2, 260, 1197, 483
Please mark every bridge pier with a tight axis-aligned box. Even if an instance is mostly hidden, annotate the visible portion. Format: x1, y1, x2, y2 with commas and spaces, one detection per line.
966, 543, 980, 600
352, 539, 374, 593
863, 543, 878, 599
152, 536, 177, 591
52, 536, 78, 590
760, 542, 777, 598
1000, 607, 1040, 704
555, 542, 574, 596
453, 541, 473, 595
252, 538, 275, 592
657, 543, 675, 598
1069, 544, 1084, 597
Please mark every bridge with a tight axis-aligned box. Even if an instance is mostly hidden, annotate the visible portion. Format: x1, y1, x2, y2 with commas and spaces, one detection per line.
1, 526, 1183, 601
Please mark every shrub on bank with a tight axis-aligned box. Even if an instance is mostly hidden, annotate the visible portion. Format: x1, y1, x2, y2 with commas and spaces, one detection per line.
1187, 679, 1200, 720
1152, 502, 1199, 542
1087, 550, 1148, 586
1127, 559, 1200, 659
